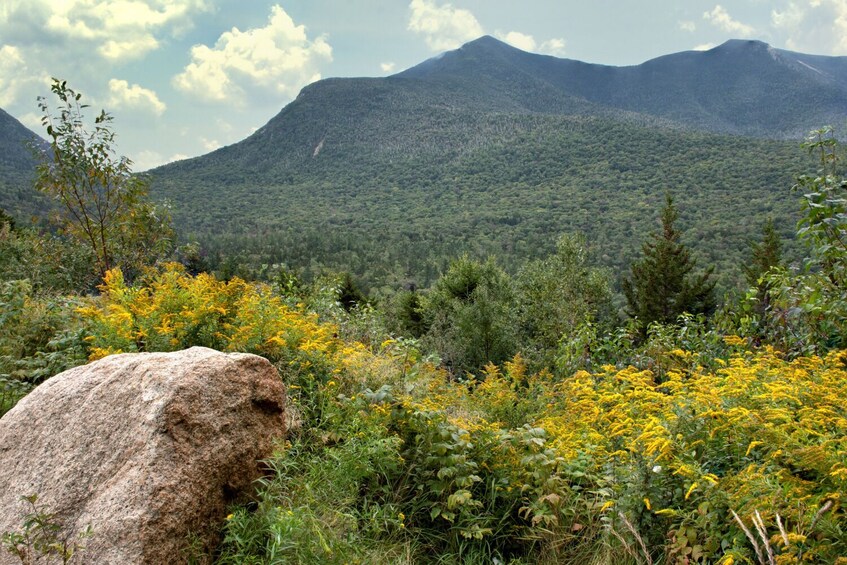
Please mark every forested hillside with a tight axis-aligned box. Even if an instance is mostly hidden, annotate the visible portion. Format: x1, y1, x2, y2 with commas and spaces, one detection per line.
148, 36, 840, 291
154, 112, 811, 291
0, 109, 43, 220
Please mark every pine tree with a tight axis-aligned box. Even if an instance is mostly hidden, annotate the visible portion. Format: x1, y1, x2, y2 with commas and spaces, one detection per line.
742, 217, 783, 336
745, 218, 782, 302
622, 194, 716, 328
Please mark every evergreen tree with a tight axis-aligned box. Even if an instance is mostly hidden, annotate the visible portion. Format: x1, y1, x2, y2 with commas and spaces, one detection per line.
745, 218, 782, 303
393, 288, 428, 338
0, 208, 16, 231
337, 272, 367, 312
423, 256, 516, 377
622, 195, 716, 329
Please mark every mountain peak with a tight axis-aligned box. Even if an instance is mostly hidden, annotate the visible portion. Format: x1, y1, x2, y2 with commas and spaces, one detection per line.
710, 38, 772, 53
719, 38, 770, 47
397, 35, 524, 79
459, 35, 512, 50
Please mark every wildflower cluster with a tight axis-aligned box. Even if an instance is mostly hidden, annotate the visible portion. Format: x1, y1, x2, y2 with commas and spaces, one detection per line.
46, 265, 847, 562
78, 264, 341, 369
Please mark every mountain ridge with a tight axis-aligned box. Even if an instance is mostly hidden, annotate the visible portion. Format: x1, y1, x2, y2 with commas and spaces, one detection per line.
152, 35, 847, 186
0, 37, 840, 289
139, 36, 835, 289
393, 36, 847, 138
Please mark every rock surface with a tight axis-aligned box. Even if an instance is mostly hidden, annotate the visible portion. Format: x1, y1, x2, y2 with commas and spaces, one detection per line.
0, 347, 287, 564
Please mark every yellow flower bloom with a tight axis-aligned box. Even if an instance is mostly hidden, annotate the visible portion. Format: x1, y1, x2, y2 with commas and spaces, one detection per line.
685, 482, 698, 500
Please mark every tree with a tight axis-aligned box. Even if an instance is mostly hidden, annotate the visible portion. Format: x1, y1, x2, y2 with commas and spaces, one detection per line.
423, 256, 516, 377
767, 127, 847, 353
0, 208, 16, 231
34, 79, 172, 282
622, 194, 716, 329
744, 217, 782, 322
515, 234, 613, 369
744, 218, 782, 288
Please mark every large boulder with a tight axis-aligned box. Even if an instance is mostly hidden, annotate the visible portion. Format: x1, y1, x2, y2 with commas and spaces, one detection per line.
0, 347, 287, 564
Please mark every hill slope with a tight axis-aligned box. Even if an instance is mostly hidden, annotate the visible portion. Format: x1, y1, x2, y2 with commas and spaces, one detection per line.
0, 109, 43, 220
147, 37, 835, 289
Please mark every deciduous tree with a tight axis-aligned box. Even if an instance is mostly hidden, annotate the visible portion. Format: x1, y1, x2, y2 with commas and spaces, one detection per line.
34, 79, 172, 282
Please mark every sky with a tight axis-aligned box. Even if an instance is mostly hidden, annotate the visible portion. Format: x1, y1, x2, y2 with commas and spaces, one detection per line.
2, 0, 847, 171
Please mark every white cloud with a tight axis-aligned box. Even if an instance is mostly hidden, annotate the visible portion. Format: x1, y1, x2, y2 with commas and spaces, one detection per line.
408, 2, 563, 57
497, 31, 537, 52
201, 137, 221, 151
494, 31, 566, 56
381, 62, 396, 73
134, 150, 166, 171
693, 42, 717, 51
679, 20, 696, 32
107, 79, 166, 116
769, 0, 847, 55
133, 150, 189, 171
539, 38, 567, 57
17, 112, 43, 131
408, 0, 484, 52
172, 4, 332, 104
0, 45, 28, 106
0, 45, 50, 108
0, 0, 211, 62
703, 5, 756, 37
772, 2, 806, 29
215, 118, 234, 133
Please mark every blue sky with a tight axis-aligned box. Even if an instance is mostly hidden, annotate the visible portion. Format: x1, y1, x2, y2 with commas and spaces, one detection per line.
2, 0, 846, 170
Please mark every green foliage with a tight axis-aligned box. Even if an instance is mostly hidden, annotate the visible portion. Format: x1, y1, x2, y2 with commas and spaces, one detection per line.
2, 494, 92, 565
423, 256, 517, 377
0, 280, 87, 415
388, 288, 428, 338
35, 79, 173, 281
765, 127, 847, 354
153, 113, 808, 295
1, 208, 16, 231
0, 108, 45, 221
0, 223, 96, 293
515, 234, 613, 370
623, 195, 717, 331
217, 435, 410, 564
736, 218, 784, 340
744, 218, 783, 289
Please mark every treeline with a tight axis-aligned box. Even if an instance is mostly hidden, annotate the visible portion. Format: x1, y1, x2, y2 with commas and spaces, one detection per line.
150, 112, 813, 295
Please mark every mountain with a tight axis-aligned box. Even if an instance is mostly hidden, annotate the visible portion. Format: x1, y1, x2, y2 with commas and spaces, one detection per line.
147, 37, 838, 289
397, 36, 847, 138
0, 108, 43, 220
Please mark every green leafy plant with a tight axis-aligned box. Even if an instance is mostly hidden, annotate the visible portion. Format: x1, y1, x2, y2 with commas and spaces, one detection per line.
766, 127, 847, 354
2, 494, 92, 565
35, 79, 173, 282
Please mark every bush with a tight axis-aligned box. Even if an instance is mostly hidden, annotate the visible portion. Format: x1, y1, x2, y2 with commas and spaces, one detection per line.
0, 280, 86, 415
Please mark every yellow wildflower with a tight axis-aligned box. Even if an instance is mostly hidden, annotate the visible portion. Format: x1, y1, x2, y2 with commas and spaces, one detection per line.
685, 482, 698, 500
